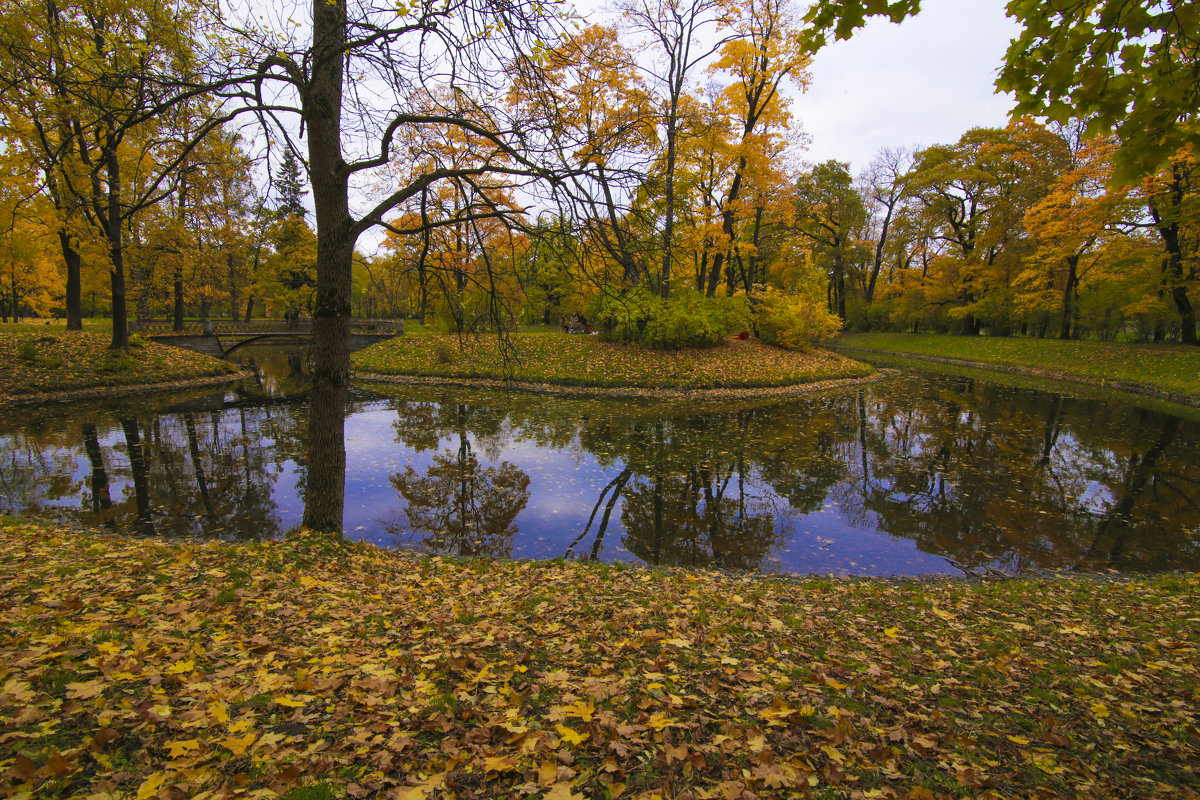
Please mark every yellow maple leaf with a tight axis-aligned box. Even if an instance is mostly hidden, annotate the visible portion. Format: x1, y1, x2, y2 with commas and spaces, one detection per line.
544, 783, 585, 800
220, 732, 257, 756
483, 755, 518, 773
208, 701, 229, 725
165, 739, 200, 758
562, 699, 595, 722
66, 679, 106, 699
166, 660, 195, 675
273, 696, 307, 708
555, 723, 589, 746
136, 772, 166, 800
646, 712, 674, 731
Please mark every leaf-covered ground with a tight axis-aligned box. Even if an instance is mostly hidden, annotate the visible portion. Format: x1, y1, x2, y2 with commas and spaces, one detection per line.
354, 334, 872, 390
0, 330, 239, 400
835, 333, 1200, 405
2, 521, 1197, 799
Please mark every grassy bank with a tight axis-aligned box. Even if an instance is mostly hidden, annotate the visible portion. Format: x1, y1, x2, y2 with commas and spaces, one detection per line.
1, 520, 1196, 799
835, 333, 1200, 405
0, 329, 240, 401
354, 333, 872, 390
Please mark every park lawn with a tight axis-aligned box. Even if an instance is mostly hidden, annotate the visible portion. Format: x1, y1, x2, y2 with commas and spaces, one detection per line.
0, 521, 1197, 799
0, 329, 240, 400
836, 332, 1200, 403
354, 332, 873, 389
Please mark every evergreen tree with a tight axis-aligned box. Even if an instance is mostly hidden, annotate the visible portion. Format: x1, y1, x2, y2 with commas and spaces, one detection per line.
274, 148, 308, 219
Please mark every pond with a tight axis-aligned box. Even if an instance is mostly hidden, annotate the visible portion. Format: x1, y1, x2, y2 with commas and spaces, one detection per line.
2, 344, 1198, 576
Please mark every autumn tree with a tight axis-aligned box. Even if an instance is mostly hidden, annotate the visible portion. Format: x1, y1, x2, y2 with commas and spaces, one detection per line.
701, 0, 810, 298
219, 0, 567, 531
1019, 136, 1142, 339
0, 0, 234, 347
905, 122, 1071, 335
511, 24, 658, 296
1141, 147, 1200, 343
622, 0, 730, 299
858, 146, 913, 308
791, 160, 868, 320
1000, 0, 1200, 184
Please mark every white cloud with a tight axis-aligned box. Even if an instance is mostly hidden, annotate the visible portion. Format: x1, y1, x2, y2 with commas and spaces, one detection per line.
790, 0, 1021, 173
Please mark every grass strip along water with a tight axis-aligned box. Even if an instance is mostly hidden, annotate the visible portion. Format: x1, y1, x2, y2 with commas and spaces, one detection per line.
1, 521, 1196, 799
0, 330, 240, 402
834, 333, 1200, 407
354, 333, 873, 391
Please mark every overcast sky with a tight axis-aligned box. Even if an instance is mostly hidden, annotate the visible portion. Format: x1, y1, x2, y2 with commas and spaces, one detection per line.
788, 0, 1022, 174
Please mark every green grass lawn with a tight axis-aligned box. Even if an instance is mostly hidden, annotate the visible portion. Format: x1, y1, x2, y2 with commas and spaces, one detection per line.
836, 332, 1200, 403
0, 328, 240, 400
354, 332, 873, 390
1, 519, 1196, 799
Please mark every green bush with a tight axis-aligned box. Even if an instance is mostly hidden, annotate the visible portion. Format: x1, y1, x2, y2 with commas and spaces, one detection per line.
751, 285, 843, 350
16, 338, 62, 368
16, 340, 39, 362
592, 288, 748, 349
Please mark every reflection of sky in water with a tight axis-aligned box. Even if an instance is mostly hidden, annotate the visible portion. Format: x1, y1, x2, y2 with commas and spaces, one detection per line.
331, 401, 957, 576
3, 364, 1198, 576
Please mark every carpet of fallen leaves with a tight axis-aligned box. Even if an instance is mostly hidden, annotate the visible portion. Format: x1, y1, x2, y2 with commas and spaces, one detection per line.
353, 334, 872, 390
1, 521, 1198, 800
0, 331, 239, 400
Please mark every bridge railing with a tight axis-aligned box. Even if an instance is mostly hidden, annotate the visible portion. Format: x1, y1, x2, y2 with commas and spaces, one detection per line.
133, 318, 402, 336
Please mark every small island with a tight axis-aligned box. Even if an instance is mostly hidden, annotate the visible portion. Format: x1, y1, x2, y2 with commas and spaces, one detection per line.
353, 332, 875, 396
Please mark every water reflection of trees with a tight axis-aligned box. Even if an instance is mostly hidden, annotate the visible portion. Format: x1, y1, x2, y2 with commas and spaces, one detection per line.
5, 369, 1197, 573
383, 400, 529, 557
832, 377, 1200, 572
378, 378, 1200, 573
0, 399, 299, 539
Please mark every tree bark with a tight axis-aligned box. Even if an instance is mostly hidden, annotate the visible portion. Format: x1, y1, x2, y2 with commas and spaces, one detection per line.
300, 0, 353, 533
1059, 254, 1079, 340
59, 231, 83, 330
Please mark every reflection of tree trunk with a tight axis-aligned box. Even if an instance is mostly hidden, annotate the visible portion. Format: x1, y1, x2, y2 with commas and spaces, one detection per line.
1037, 395, 1063, 468
567, 466, 631, 559
651, 422, 665, 564
455, 422, 474, 555
857, 389, 872, 494
82, 423, 111, 512
240, 409, 255, 501
1087, 415, 1180, 565
120, 418, 153, 534
301, 377, 347, 532
185, 414, 214, 519
589, 468, 632, 561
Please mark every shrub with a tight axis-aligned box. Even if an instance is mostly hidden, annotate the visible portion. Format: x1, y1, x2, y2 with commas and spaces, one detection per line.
592, 288, 748, 349
16, 338, 62, 368
751, 285, 843, 350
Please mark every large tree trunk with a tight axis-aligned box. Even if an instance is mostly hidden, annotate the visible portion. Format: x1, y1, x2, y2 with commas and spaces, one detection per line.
104, 146, 129, 349
59, 231, 83, 330
1149, 167, 1198, 345
301, 0, 354, 533
1059, 254, 1079, 340
704, 165, 745, 298
660, 108, 678, 300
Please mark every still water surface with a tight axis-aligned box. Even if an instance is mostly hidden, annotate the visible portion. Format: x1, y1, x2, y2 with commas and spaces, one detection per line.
2, 345, 1198, 576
